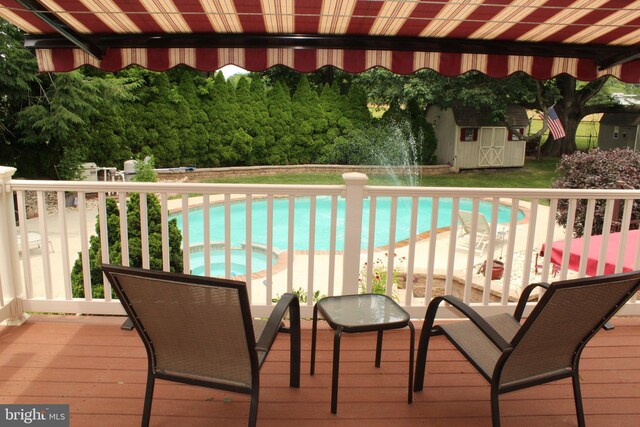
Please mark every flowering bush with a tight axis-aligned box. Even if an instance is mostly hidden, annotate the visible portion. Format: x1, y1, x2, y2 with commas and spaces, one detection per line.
358, 252, 406, 300
553, 148, 640, 237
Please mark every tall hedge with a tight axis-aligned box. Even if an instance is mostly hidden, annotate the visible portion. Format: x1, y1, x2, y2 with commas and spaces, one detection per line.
108, 70, 383, 169
6, 62, 438, 175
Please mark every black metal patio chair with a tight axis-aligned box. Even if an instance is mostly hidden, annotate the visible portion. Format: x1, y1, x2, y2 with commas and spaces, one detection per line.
414, 270, 640, 427
102, 264, 300, 427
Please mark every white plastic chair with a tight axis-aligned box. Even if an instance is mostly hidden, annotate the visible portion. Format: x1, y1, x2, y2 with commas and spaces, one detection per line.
17, 231, 54, 253
458, 210, 506, 253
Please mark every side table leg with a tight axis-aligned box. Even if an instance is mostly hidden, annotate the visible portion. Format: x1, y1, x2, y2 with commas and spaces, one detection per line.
375, 330, 383, 367
331, 326, 343, 414
408, 321, 415, 404
310, 304, 319, 375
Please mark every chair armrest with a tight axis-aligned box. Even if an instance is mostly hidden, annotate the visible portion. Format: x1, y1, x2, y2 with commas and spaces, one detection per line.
436, 295, 511, 352
513, 282, 550, 321
256, 293, 300, 353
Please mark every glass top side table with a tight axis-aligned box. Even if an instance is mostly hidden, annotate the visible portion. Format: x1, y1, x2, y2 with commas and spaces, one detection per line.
310, 293, 414, 414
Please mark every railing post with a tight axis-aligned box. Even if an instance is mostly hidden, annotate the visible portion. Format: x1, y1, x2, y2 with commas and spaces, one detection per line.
0, 166, 28, 325
341, 172, 368, 294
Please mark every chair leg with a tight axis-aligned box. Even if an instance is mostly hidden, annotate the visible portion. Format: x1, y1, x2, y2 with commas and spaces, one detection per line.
408, 321, 415, 404
414, 297, 444, 392
289, 296, 301, 388
375, 330, 383, 367
413, 333, 428, 391
331, 326, 343, 414
248, 389, 259, 427
141, 372, 155, 427
491, 384, 501, 427
572, 372, 586, 427
310, 304, 319, 376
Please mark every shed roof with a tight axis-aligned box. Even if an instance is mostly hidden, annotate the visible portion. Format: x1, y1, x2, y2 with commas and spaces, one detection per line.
600, 113, 640, 126
451, 105, 529, 127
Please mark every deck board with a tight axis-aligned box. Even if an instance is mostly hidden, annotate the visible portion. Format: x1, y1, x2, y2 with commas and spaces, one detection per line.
1, 315, 639, 426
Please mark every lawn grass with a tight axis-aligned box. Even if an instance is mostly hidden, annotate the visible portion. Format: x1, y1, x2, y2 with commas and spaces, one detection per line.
200, 158, 560, 189
414, 158, 559, 188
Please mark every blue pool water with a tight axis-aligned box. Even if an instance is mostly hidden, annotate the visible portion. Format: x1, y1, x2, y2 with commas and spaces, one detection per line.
175, 197, 523, 254
190, 248, 268, 277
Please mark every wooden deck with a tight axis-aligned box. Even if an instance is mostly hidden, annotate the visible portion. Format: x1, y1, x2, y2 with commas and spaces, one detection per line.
1, 315, 639, 426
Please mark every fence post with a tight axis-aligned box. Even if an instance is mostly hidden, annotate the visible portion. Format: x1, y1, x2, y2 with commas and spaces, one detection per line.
0, 166, 27, 325
341, 172, 368, 294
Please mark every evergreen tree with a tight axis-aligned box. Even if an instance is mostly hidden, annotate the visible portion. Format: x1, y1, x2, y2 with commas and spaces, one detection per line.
266, 81, 294, 164
257, 65, 354, 97
204, 72, 238, 166
248, 76, 273, 165
145, 74, 184, 166
70, 194, 183, 298
80, 72, 141, 170
231, 77, 255, 165
320, 83, 344, 132
175, 68, 210, 166
346, 84, 372, 124
291, 75, 327, 163
406, 99, 437, 165
117, 70, 183, 167
17, 71, 103, 179
0, 19, 40, 175
319, 82, 356, 160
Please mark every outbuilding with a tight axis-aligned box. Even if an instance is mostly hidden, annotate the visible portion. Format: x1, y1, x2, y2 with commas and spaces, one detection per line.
598, 113, 640, 151
426, 105, 529, 170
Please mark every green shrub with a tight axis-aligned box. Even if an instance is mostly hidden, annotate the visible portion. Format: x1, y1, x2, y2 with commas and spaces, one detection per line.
132, 155, 158, 182
272, 287, 326, 304
552, 148, 640, 237
71, 193, 183, 298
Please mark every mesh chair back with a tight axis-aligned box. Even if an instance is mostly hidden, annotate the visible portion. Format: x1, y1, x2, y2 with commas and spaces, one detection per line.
500, 272, 640, 388
459, 211, 491, 234
105, 267, 256, 389
458, 211, 473, 234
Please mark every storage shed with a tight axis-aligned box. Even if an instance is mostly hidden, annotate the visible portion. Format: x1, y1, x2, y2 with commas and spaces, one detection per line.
598, 113, 640, 151
426, 105, 529, 170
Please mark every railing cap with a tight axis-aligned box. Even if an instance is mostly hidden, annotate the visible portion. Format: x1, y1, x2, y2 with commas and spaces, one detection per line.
0, 167, 17, 181
342, 172, 369, 184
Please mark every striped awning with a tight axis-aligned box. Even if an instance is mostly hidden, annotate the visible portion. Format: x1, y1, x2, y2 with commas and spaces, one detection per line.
1, 0, 639, 81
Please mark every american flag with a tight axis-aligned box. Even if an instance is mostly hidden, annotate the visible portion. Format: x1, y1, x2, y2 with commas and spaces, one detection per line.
546, 106, 566, 139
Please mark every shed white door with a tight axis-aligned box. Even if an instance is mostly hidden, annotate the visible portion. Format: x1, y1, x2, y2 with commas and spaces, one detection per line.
478, 127, 506, 167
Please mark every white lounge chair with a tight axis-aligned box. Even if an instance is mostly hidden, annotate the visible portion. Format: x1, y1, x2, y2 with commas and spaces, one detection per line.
458, 210, 507, 253
17, 231, 54, 253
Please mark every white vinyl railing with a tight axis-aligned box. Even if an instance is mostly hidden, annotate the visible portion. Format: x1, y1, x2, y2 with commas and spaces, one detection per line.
1, 166, 639, 321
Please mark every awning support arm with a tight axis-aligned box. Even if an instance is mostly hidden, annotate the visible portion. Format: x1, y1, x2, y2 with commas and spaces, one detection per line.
598, 47, 640, 70
15, 0, 103, 59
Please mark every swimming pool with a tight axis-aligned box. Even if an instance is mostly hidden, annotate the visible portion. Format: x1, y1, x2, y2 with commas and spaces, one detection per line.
189, 244, 275, 277
175, 196, 523, 253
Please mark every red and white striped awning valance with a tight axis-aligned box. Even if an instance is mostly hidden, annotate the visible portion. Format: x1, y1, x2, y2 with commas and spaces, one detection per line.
2, 0, 639, 81
33, 47, 638, 81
